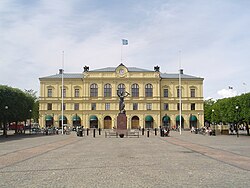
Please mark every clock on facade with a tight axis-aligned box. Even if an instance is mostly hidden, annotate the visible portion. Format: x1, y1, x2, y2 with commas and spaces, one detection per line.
119, 69, 125, 75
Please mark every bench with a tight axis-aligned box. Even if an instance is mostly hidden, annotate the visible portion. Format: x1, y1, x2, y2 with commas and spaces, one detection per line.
126, 130, 139, 138
105, 131, 118, 138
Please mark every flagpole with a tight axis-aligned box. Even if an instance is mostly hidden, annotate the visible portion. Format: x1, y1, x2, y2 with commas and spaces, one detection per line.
121, 44, 123, 63
179, 50, 182, 135
61, 51, 64, 135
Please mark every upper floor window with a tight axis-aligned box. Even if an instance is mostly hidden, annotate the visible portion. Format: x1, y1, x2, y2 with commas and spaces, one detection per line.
131, 84, 139, 97
191, 89, 196, 98
104, 84, 112, 97
164, 89, 169, 98
177, 88, 182, 98
191, 103, 196, 110
105, 103, 110, 110
164, 103, 169, 110
75, 89, 80, 98
61, 88, 66, 97
47, 103, 52, 110
146, 103, 152, 110
61, 103, 66, 110
133, 103, 138, 110
118, 83, 125, 94
91, 103, 96, 110
74, 103, 79, 110
47, 89, 52, 97
90, 83, 98, 97
145, 84, 153, 97
177, 103, 182, 111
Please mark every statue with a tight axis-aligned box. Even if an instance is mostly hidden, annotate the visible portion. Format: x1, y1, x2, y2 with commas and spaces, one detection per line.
117, 89, 130, 114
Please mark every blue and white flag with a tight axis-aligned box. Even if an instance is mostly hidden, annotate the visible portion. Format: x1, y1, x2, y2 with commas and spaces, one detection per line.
122, 39, 128, 45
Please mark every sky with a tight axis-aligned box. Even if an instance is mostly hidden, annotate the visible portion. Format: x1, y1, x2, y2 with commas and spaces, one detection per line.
0, 0, 249, 100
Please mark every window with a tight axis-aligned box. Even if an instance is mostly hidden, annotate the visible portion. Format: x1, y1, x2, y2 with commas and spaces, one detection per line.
74, 103, 79, 110
164, 103, 169, 110
177, 103, 182, 110
177, 88, 182, 98
145, 84, 153, 97
133, 103, 138, 110
91, 103, 96, 110
105, 103, 110, 110
47, 103, 52, 110
118, 83, 125, 94
90, 84, 98, 97
131, 84, 139, 97
61, 89, 66, 97
146, 103, 152, 110
191, 89, 195, 98
191, 103, 195, 110
75, 89, 80, 98
47, 89, 52, 97
164, 89, 168, 98
61, 103, 66, 110
104, 84, 112, 97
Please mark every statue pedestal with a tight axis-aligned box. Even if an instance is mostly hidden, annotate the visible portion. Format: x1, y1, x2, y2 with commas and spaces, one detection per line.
117, 113, 127, 137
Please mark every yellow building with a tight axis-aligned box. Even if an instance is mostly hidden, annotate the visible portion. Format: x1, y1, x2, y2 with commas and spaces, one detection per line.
39, 64, 204, 129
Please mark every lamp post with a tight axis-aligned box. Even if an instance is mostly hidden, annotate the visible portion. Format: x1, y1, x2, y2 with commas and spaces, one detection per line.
235, 106, 239, 137
4, 106, 8, 137
29, 109, 32, 133
197, 113, 200, 129
212, 109, 215, 135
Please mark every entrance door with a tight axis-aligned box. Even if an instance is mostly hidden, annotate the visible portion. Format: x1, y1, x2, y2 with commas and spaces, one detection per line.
104, 116, 112, 129
131, 116, 139, 129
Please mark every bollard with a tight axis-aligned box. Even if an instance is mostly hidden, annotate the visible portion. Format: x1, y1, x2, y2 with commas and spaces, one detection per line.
142, 128, 144, 135
93, 128, 95, 138
87, 128, 89, 136
155, 128, 157, 136
99, 128, 101, 135
147, 129, 149, 137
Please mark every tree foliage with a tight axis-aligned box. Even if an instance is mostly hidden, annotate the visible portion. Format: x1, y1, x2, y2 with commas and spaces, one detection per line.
204, 93, 250, 135
0, 85, 36, 124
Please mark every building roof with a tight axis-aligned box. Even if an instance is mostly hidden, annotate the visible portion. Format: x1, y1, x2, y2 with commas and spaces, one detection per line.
39, 66, 203, 80
90, 67, 153, 72
39, 73, 83, 80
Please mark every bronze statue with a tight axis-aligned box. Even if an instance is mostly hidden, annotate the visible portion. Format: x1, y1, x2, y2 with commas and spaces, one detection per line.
117, 89, 130, 114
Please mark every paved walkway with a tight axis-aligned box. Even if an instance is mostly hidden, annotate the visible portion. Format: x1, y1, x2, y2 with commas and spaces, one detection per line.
0, 130, 249, 188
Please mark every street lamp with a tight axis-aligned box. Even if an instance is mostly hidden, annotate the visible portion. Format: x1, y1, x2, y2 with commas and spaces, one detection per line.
29, 109, 32, 133
235, 106, 239, 137
4, 106, 8, 137
197, 113, 200, 129
212, 109, 215, 135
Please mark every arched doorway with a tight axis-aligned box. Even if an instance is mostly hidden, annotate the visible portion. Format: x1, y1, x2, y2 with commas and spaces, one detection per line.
131, 116, 139, 129
59, 115, 67, 128
176, 115, 184, 129
145, 115, 153, 129
89, 115, 98, 128
72, 114, 81, 127
104, 116, 112, 129
189, 115, 197, 128
45, 115, 53, 127
162, 115, 170, 128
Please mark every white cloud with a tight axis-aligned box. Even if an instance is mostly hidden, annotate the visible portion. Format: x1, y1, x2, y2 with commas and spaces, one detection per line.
217, 89, 237, 99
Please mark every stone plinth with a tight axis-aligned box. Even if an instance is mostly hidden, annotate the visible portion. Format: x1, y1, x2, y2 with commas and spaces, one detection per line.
117, 113, 127, 136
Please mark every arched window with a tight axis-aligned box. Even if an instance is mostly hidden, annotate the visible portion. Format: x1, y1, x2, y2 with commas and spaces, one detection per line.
90, 83, 98, 97
145, 83, 153, 97
118, 83, 125, 93
131, 83, 139, 97
104, 83, 112, 97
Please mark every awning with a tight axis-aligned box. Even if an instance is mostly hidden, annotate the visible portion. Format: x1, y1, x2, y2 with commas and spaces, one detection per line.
45, 115, 53, 121
72, 115, 81, 121
90, 115, 98, 121
59, 115, 67, 121
145, 115, 153, 122
162, 115, 170, 123
176, 115, 184, 122
190, 115, 197, 122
